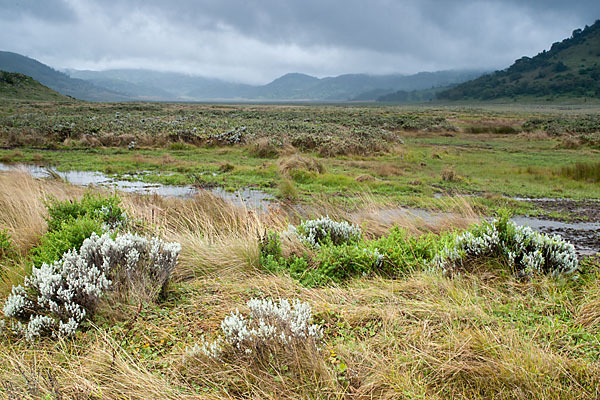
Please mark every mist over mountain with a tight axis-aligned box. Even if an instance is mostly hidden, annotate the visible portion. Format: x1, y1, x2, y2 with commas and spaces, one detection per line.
1, 49, 486, 102
65, 68, 485, 101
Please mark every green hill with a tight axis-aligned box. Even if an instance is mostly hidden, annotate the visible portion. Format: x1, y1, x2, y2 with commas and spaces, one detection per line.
439, 20, 600, 101
0, 71, 71, 101
0, 51, 132, 101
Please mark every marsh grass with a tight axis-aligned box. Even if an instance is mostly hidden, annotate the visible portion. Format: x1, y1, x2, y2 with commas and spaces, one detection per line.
2, 269, 599, 399
0, 171, 599, 399
525, 161, 600, 184
560, 161, 600, 183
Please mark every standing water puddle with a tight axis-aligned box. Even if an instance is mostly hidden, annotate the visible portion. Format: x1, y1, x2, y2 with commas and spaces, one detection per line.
0, 163, 274, 210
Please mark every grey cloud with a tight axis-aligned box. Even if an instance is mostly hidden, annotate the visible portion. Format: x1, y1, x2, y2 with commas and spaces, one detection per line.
0, 0, 598, 83
0, 0, 76, 21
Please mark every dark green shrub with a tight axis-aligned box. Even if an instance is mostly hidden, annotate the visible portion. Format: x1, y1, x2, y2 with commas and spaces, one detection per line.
0, 229, 16, 260
45, 193, 126, 232
31, 216, 104, 266
369, 227, 442, 273
259, 231, 282, 259
260, 226, 443, 287
311, 243, 387, 285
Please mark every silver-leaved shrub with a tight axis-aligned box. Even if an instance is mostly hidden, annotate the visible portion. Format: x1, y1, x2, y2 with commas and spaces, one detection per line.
432, 217, 578, 277
3, 232, 181, 340
295, 217, 362, 248
187, 298, 323, 360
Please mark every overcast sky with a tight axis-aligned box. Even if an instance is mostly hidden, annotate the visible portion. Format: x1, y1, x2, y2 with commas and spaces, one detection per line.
1, 0, 599, 84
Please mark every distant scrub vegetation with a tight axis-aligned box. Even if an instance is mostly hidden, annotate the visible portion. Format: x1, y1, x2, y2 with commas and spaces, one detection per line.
0, 105, 455, 156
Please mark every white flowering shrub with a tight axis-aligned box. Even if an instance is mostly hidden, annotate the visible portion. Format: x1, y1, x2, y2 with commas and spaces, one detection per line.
187, 298, 322, 361
3, 232, 181, 340
432, 217, 578, 277
296, 217, 362, 248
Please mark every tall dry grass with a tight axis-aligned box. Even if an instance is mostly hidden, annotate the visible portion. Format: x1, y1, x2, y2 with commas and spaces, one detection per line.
0, 335, 200, 400
121, 191, 290, 280
0, 171, 86, 253
3, 270, 594, 399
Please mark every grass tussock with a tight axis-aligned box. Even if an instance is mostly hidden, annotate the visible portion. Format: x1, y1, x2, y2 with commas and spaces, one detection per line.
442, 166, 463, 182
277, 178, 299, 202
560, 161, 600, 183
278, 153, 325, 175
122, 191, 288, 280
247, 137, 296, 158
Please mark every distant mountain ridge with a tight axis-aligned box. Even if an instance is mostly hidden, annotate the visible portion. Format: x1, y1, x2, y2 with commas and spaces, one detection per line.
0, 50, 485, 102
0, 51, 132, 101
66, 68, 486, 101
439, 20, 600, 100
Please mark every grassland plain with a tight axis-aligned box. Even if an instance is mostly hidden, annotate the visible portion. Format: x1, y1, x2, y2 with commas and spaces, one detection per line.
0, 100, 599, 399
0, 101, 599, 217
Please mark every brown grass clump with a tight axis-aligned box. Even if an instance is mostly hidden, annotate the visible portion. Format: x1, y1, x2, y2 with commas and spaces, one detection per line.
218, 162, 234, 173
559, 137, 583, 149
278, 154, 325, 175
517, 131, 550, 141
576, 276, 600, 328
355, 174, 376, 182
121, 191, 288, 280
371, 162, 403, 177
31, 153, 46, 163
0, 335, 193, 400
160, 153, 176, 165
79, 134, 103, 148
442, 167, 462, 182
247, 137, 281, 158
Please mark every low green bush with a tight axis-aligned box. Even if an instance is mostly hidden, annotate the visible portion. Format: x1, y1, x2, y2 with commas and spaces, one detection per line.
31, 216, 104, 267
369, 227, 445, 273
260, 226, 442, 287
260, 215, 579, 287
45, 193, 126, 232
0, 229, 16, 261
